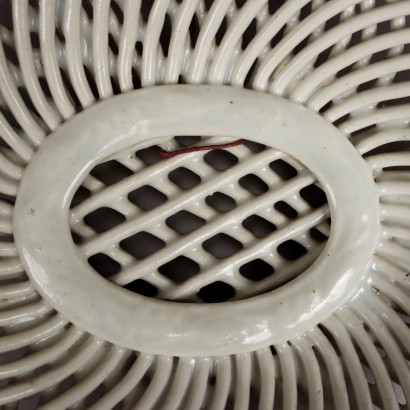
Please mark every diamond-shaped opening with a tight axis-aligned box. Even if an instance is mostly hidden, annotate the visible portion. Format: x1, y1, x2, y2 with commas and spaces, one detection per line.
158, 256, 200, 282
84, 383, 105, 408
243, 139, 266, 153
277, 240, 307, 261
90, 160, 133, 185
333, 113, 350, 128
269, 159, 297, 180
166, 210, 205, 235
159, 13, 172, 56
242, 215, 276, 238
110, 2, 124, 24
135, 145, 162, 165
239, 259, 274, 281
58, 374, 76, 394
175, 135, 201, 146
0, 345, 28, 365
202, 233, 243, 258
88, 253, 121, 278
84, 207, 125, 233
377, 95, 410, 109
128, 185, 167, 211
215, 16, 227, 46
300, 184, 327, 208
188, 13, 200, 47
205, 192, 236, 212
204, 149, 238, 171
239, 174, 268, 195
241, 18, 256, 49
168, 167, 201, 190
120, 232, 165, 260
363, 140, 410, 158
274, 201, 298, 219
70, 186, 91, 209
124, 279, 158, 297
383, 165, 410, 172
71, 231, 83, 245
197, 281, 235, 303
310, 227, 328, 243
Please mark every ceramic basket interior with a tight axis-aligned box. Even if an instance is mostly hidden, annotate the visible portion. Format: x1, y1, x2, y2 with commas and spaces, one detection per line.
0, 0, 409, 409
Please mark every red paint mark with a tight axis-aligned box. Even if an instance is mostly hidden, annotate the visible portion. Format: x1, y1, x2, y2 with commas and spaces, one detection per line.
160, 139, 243, 159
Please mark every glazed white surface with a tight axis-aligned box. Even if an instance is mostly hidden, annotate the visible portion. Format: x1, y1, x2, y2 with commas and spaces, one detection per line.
14, 85, 380, 356
1, 0, 409, 407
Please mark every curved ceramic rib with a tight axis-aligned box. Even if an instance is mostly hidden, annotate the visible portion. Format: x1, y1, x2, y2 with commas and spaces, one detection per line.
0, 336, 102, 405
160, 357, 193, 410
0, 282, 34, 299
0, 151, 22, 180
135, 356, 173, 409
13, 1, 61, 131
92, 0, 112, 98
270, 1, 410, 96
338, 308, 399, 410
322, 316, 373, 409
63, 0, 95, 107
0, 314, 66, 354
325, 3, 356, 59
0, 177, 17, 197
376, 241, 410, 277
163, 0, 197, 83
183, 358, 211, 410
339, 106, 410, 136
232, 353, 251, 410
0, 327, 83, 378
230, 0, 312, 86
0, 299, 51, 327
325, 84, 410, 123
89, 353, 153, 410
367, 153, 410, 174
0, 293, 37, 312
276, 343, 298, 410
308, 55, 410, 111
255, 348, 276, 410
0, 259, 26, 280
355, 129, 410, 155
0, 242, 17, 257
117, 0, 141, 91
207, 356, 232, 410
254, 0, 361, 91
371, 273, 410, 312
141, 0, 169, 87
207, 0, 267, 83
292, 336, 324, 410
185, 0, 231, 83
308, 327, 350, 410
39, 0, 75, 119
367, 287, 410, 346
0, 112, 33, 163
292, 29, 410, 103
0, 200, 13, 232
0, 41, 45, 146
374, 257, 410, 291
41, 346, 127, 409
353, 298, 410, 402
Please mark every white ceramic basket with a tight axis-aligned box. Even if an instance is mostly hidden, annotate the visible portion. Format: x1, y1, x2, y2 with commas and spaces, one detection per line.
0, 0, 409, 409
